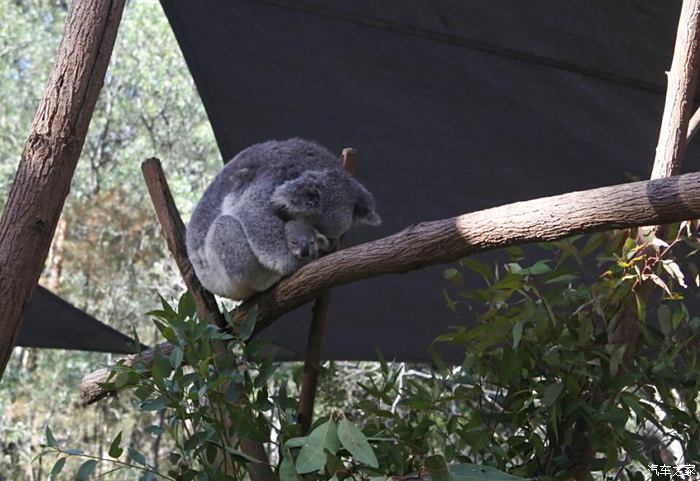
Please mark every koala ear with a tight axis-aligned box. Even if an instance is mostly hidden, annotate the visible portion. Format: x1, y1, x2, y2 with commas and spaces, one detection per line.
351, 179, 381, 226
316, 231, 331, 253
271, 170, 324, 218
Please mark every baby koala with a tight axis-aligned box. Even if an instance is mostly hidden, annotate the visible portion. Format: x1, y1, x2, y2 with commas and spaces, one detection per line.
285, 220, 331, 262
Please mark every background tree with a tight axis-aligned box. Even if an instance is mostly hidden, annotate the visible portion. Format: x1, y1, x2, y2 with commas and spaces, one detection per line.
0, 0, 219, 478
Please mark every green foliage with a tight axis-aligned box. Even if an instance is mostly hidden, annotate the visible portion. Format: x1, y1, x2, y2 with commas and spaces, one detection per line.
38, 295, 386, 480
434, 227, 700, 479
2, 4, 699, 480
39, 293, 522, 481
340, 227, 698, 481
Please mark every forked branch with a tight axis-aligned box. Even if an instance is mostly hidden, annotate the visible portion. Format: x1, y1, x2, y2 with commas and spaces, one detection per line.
81, 170, 700, 403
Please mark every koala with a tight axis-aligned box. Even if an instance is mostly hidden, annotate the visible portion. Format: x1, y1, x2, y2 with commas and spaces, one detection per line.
285, 219, 331, 261
186, 138, 381, 300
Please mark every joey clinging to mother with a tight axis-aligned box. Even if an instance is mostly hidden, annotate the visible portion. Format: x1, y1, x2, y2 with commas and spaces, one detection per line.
186, 138, 381, 301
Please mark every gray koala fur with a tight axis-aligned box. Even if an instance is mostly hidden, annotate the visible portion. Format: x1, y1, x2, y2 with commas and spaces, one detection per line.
186, 138, 381, 300
285, 219, 330, 261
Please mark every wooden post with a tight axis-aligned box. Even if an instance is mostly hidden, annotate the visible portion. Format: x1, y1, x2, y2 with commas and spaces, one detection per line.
651, 0, 700, 179
629, 0, 700, 339
297, 148, 357, 433
586, 2, 700, 478
0, 0, 126, 377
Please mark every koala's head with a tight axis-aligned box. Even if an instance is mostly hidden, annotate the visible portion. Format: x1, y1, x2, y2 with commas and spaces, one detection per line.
271, 169, 381, 241
285, 220, 330, 260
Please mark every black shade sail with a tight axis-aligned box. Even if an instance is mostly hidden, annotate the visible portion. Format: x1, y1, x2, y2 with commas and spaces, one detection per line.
16, 286, 141, 354
152, 0, 699, 362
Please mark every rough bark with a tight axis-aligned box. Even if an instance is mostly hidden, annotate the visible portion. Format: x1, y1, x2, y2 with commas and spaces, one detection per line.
298, 147, 357, 433
627, 0, 700, 353
82, 170, 700, 403
651, 0, 700, 179
81, 342, 174, 404
0, 0, 126, 377
141, 158, 225, 327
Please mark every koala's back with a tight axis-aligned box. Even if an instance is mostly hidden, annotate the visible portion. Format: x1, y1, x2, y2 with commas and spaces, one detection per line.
226, 138, 341, 186
186, 139, 342, 281
187, 138, 379, 300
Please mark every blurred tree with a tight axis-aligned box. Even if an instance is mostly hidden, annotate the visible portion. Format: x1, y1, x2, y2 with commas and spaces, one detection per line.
0, 0, 220, 478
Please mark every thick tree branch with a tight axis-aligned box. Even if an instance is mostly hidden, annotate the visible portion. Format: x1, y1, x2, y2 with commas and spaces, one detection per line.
247, 171, 700, 334
82, 171, 700, 403
0, 0, 126, 377
80, 342, 174, 405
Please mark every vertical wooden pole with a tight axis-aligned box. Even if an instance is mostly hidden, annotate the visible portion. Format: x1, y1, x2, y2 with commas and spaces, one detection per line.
298, 148, 357, 433
0, 0, 127, 377
651, 0, 700, 179
586, 2, 700, 479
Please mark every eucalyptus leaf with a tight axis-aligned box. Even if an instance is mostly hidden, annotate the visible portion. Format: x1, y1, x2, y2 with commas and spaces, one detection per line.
285, 436, 308, 448
658, 305, 672, 335
337, 418, 378, 468
128, 446, 148, 466
295, 419, 340, 474
108, 431, 123, 458
45, 426, 58, 448
280, 455, 300, 481
75, 460, 98, 481
542, 383, 563, 407
449, 463, 526, 480
49, 457, 66, 480
224, 446, 262, 463
425, 455, 450, 481
512, 320, 524, 349
237, 305, 258, 340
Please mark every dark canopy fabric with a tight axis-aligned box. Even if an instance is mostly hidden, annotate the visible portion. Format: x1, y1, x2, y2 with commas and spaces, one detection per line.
156, 0, 700, 362
16, 286, 141, 354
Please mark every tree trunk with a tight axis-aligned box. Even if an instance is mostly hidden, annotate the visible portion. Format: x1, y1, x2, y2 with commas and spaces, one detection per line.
0, 0, 126, 377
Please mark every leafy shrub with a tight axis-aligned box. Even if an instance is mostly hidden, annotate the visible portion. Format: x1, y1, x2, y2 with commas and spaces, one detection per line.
38, 225, 700, 480
434, 227, 700, 479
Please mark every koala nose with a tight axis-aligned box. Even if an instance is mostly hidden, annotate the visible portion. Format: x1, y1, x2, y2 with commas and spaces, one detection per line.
299, 244, 310, 258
